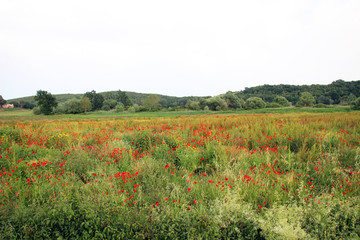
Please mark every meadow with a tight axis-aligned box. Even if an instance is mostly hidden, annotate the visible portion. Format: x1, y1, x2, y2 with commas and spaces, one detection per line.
1, 110, 360, 239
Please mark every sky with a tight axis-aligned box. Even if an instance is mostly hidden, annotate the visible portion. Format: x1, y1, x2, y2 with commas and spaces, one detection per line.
1, 0, 360, 100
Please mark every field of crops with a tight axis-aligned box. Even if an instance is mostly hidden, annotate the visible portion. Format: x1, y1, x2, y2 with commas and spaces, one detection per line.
1, 112, 360, 239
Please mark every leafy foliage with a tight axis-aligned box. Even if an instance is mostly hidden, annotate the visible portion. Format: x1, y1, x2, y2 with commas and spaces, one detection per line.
223, 91, 242, 109
206, 96, 228, 111
235, 80, 360, 105
245, 97, 266, 109
143, 94, 160, 110
84, 90, 104, 111
351, 97, 360, 110
296, 92, 315, 107
103, 90, 133, 107
80, 97, 92, 113
273, 95, 291, 107
34, 90, 58, 115
185, 100, 200, 110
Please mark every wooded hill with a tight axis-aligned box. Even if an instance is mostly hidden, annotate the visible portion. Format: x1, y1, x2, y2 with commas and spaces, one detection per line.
234, 79, 360, 105
7, 79, 360, 108
8, 91, 209, 109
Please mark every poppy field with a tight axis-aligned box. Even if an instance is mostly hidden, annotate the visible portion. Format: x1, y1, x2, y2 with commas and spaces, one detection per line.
1, 112, 360, 239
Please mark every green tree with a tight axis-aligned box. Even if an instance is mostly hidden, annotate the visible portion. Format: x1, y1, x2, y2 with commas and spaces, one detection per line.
143, 94, 160, 110
115, 103, 125, 112
222, 91, 242, 109
117, 90, 133, 107
34, 90, 58, 115
273, 95, 290, 107
185, 100, 200, 110
351, 97, 360, 110
103, 90, 133, 107
80, 97, 92, 113
207, 97, 228, 111
347, 93, 357, 105
84, 90, 104, 111
317, 95, 331, 105
199, 98, 208, 110
54, 102, 66, 114
244, 97, 266, 110
0, 95, 6, 105
23, 101, 35, 109
296, 92, 315, 107
102, 99, 117, 110
63, 98, 82, 114
239, 98, 246, 108
329, 91, 340, 104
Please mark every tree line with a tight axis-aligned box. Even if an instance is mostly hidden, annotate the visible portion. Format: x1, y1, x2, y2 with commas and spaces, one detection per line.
2, 79, 360, 115
30, 90, 170, 115
235, 79, 360, 105
29, 90, 360, 116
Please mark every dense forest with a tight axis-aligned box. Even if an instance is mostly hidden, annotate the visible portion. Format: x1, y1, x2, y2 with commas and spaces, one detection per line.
235, 79, 360, 105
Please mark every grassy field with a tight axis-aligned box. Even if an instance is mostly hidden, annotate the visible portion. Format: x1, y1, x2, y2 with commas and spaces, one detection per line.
0, 106, 354, 120
1, 110, 360, 239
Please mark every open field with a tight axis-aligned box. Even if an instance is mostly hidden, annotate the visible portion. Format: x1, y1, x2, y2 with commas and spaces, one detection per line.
1, 111, 360, 239
0, 106, 354, 120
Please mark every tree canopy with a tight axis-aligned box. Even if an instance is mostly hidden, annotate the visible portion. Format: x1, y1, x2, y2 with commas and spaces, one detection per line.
223, 91, 242, 109
143, 94, 160, 110
235, 80, 360, 105
244, 97, 266, 110
103, 90, 133, 107
34, 90, 58, 115
84, 90, 104, 111
296, 92, 315, 107
273, 95, 291, 107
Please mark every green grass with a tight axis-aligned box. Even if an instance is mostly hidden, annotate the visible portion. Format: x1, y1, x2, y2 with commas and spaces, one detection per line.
0, 106, 354, 121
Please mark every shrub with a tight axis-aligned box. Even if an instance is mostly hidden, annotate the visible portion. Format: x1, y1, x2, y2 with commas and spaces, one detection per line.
128, 106, 136, 113
313, 103, 327, 108
63, 98, 82, 114
223, 91, 242, 109
266, 102, 282, 108
207, 97, 228, 111
296, 92, 315, 107
115, 104, 125, 112
273, 95, 291, 107
102, 99, 118, 110
245, 97, 266, 109
351, 97, 360, 110
185, 100, 200, 110
33, 107, 41, 115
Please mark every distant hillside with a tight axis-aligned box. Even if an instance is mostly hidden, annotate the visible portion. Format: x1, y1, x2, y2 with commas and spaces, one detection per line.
233, 79, 360, 105
8, 79, 360, 108
9, 91, 210, 108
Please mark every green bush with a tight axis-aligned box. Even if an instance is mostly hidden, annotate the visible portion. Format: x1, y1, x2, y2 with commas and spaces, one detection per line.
266, 102, 282, 108
245, 97, 266, 109
32, 107, 41, 115
115, 104, 125, 112
351, 97, 360, 110
313, 103, 327, 108
273, 95, 291, 107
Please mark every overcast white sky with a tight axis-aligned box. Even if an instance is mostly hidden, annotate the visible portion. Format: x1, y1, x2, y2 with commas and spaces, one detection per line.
1, 0, 360, 99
